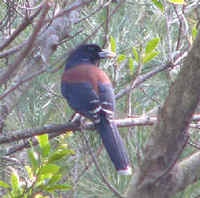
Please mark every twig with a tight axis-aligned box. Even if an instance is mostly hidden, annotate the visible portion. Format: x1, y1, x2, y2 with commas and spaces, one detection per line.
0, 2, 43, 51
116, 62, 173, 99
81, 132, 124, 198
75, 3, 105, 25
127, 46, 142, 116
188, 139, 200, 150
83, 0, 126, 44
173, 5, 183, 51
103, 6, 110, 48
0, 40, 28, 58
44, 0, 93, 24
0, 2, 50, 86
75, 144, 104, 184
0, 68, 46, 100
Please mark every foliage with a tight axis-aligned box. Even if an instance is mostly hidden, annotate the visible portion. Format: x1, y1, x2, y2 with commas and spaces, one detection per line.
0, 134, 73, 197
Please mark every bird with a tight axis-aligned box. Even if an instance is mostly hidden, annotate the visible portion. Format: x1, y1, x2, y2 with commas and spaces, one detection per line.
61, 44, 132, 175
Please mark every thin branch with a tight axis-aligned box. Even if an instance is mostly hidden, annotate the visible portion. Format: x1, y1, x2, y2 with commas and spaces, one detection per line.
0, 40, 28, 58
0, 122, 80, 145
103, 6, 110, 48
75, 144, 104, 184
0, 2, 50, 86
0, 2, 43, 51
173, 5, 183, 51
83, 0, 126, 44
81, 132, 124, 198
127, 46, 142, 116
116, 61, 173, 99
2, 114, 200, 145
0, 68, 46, 100
44, 0, 93, 24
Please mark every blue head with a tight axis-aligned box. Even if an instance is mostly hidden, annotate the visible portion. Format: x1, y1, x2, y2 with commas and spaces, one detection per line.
65, 44, 115, 70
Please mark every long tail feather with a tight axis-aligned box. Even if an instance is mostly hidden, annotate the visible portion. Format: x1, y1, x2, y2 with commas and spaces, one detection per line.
95, 116, 132, 175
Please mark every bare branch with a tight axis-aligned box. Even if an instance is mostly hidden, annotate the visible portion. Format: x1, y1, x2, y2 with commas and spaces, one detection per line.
116, 62, 173, 99
0, 3, 43, 51
81, 132, 124, 198
2, 114, 200, 146
0, 2, 50, 86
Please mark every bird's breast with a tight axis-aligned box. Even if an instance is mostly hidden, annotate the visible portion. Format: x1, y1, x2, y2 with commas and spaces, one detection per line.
62, 64, 111, 95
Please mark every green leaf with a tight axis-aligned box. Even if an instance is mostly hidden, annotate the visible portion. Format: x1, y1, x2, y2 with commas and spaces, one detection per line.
34, 195, 43, 198
39, 164, 60, 175
48, 149, 74, 163
117, 54, 126, 63
28, 149, 39, 173
143, 51, 160, 64
47, 174, 62, 185
11, 170, 20, 194
151, 0, 164, 12
132, 47, 139, 63
45, 184, 71, 192
36, 134, 50, 158
0, 180, 10, 188
25, 166, 34, 180
129, 57, 134, 75
38, 173, 52, 184
192, 24, 197, 40
145, 38, 160, 54
167, 0, 185, 4
110, 36, 116, 52
35, 195, 48, 198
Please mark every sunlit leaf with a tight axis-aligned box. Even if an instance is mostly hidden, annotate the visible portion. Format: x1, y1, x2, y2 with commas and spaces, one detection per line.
110, 36, 116, 52
39, 164, 60, 175
132, 47, 139, 62
117, 54, 126, 63
0, 180, 10, 188
145, 38, 160, 54
129, 57, 134, 75
167, 0, 185, 4
48, 149, 74, 163
45, 184, 71, 192
11, 170, 20, 194
143, 51, 160, 64
151, 0, 164, 12
47, 174, 62, 185
25, 166, 34, 180
36, 134, 50, 158
192, 24, 197, 40
35, 194, 48, 198
28, 149, 39, 173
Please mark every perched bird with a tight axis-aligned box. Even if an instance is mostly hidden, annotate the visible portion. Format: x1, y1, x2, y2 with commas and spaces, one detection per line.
61, 44, 132, 175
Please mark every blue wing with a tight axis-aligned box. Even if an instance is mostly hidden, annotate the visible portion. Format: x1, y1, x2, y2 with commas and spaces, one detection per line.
61, 81, 115, 123
61, 82, 101, 122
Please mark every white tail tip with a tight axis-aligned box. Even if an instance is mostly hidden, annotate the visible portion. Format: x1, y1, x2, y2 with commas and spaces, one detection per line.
117, 166, 132, 175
